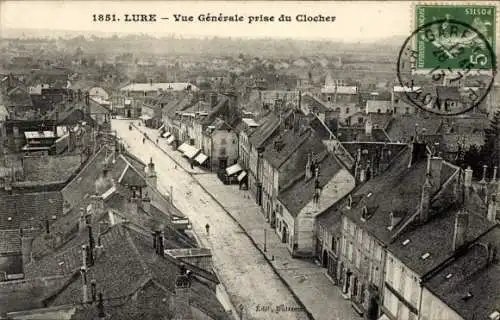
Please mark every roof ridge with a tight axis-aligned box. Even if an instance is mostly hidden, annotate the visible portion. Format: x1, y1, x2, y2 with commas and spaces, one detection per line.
61, 146, 107, 194
124, 226, 152, 278
277, 129, 315, 168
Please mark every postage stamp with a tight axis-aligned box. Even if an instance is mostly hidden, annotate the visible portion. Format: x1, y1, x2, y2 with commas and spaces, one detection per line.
414, 4, 496, 71
397, 3, 497, 115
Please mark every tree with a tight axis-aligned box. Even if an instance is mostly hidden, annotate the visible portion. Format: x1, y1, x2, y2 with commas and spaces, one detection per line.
484, 110, 500, 169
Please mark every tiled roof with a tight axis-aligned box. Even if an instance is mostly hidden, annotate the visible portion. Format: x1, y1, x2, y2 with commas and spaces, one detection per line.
366, 100, 391, 112
279, 152, 343, 217
262, 127, 312, 169
248, 112, 281, 148
386, 115, 443, 143
118, 164, 147, 188
344, 148, 458, 245
120, 82, 199, 92
389, 205, 494, 277
336, 127, 391, 143
368, 113, 394, 130
317, 203, 344, 236
422, 226, 500, 320
0, 191, 63, 231
0, 229, 21, 254
342, 142, 407, 171
42, 223, 228, 320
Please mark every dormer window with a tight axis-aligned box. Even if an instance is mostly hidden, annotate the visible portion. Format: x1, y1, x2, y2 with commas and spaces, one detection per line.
445, 273, 453, 280
7, 217, 12, 221
462, 292, 473, 301
421, 252, 430, 260
402, 239, 410, 246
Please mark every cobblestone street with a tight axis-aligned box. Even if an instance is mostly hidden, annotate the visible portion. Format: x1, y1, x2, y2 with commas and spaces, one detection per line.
121, 120, 361, 320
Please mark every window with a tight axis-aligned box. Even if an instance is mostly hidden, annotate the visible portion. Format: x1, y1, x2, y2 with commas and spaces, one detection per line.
405, 107, 410, 114
327, 96, 332, 102
345, 108, 350, 114
377, 109, 381, 113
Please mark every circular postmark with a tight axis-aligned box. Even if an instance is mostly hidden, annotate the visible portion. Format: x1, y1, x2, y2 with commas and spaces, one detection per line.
397, 18, 497, 116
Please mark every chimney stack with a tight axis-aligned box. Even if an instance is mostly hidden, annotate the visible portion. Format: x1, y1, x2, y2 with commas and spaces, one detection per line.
428, 156, 443, 195
142, 193, 151, 213
420, 174, 432, 223
45, 219, 50, 234
452, 209, 469, 251
464, 166, 473, 188
157, 233, 164, 256
487, 195, 497, 222
79, 208, 87, 233
408, 142, 427, 168
87, 226, 95, 266
172, 265, 192, 318
91, 279, 97, 302
97, 293, 105, 319
81, 266, 89, 303
305, 153, 312, 180
365, 118, 373, 136
146, 158, 157, 188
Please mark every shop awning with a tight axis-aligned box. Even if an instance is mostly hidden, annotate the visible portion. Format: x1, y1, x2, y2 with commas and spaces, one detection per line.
161, 132, 171, 138
166, 135, 175, 144
194, 153, 208, 165
139, 115, 152, 120
177, 143, 189, 153
158, 124, 165, 131
184, 146, 200, 160
226, 163, 243, 176
237, 171, 247, 182
378, 315, 390, 320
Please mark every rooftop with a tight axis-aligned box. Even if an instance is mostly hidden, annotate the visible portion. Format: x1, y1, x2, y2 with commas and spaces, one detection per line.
120, 82, 199, 92
344, 147, 458, 245
336, 127, 391, 143
248, 112, 281, 149
279, 151, 343, 217
423, 226, 500, 320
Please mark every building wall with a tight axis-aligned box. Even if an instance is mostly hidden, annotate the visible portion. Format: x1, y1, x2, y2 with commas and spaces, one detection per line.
341, 216, 385, 313
194, 122, 204, 150
238, 131, 250, 169
208, 130, 238, 170
420, 287, 464, 320
295, 169, 355, 256
275, 201, 296, 252
383, 252, 420, 320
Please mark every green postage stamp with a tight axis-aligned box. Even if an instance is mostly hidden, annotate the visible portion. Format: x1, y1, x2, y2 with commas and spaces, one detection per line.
414, 4, 496, 72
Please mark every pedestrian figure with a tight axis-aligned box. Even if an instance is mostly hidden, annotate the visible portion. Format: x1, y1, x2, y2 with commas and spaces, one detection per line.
142, 137, 146, 144
205, 223, 210, 236
156, 138, 159, 144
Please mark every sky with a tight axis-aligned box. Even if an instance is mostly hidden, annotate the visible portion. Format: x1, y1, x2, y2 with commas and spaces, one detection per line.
0, 1, 415, 41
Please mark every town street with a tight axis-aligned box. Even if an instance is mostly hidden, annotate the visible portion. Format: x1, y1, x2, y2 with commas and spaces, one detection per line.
112, 119, 309, 320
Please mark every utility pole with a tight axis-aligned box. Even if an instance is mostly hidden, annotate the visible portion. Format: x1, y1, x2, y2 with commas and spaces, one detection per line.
264, 227, 267, 252
170, 185, 173, 204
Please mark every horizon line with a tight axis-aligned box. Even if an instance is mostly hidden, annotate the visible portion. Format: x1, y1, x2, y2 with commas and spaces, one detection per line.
1, 27, 408, 43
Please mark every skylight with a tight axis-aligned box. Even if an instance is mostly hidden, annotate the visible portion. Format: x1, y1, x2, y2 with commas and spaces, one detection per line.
421, 252, 431, 260
7, 217, 12, 221
367, 192, 372, 198
445, 273, 453, 280
402, 239, 410, 246
489, 310, 500, 320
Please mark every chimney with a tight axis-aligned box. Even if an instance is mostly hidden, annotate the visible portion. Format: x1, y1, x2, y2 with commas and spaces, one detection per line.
210, 93, 218, 108
91, 194, 105, 217
152, 231, 158, 250
142, 194, 151, 213
128, 197, 139, 215
480, 165, 488, 183
420, 174, 432, 223
91, 279, 97, 302
171, 266, 192, 318
87, 226, 95, 266
452, 209, 469, 251
79, 208, 87, 233
492, 166, 498, 184
464, 166, 473, 188
147, 157, 157, 188
365, 118, 373, 136
157, 233, 164, 256
487, 243, 497, 265
428, 156, 443, 195
97, 293, 105, 319
305, 153, 312, 180
45, 219, 50, 234
487, 195, 497, 222
81, 266, 89, 303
